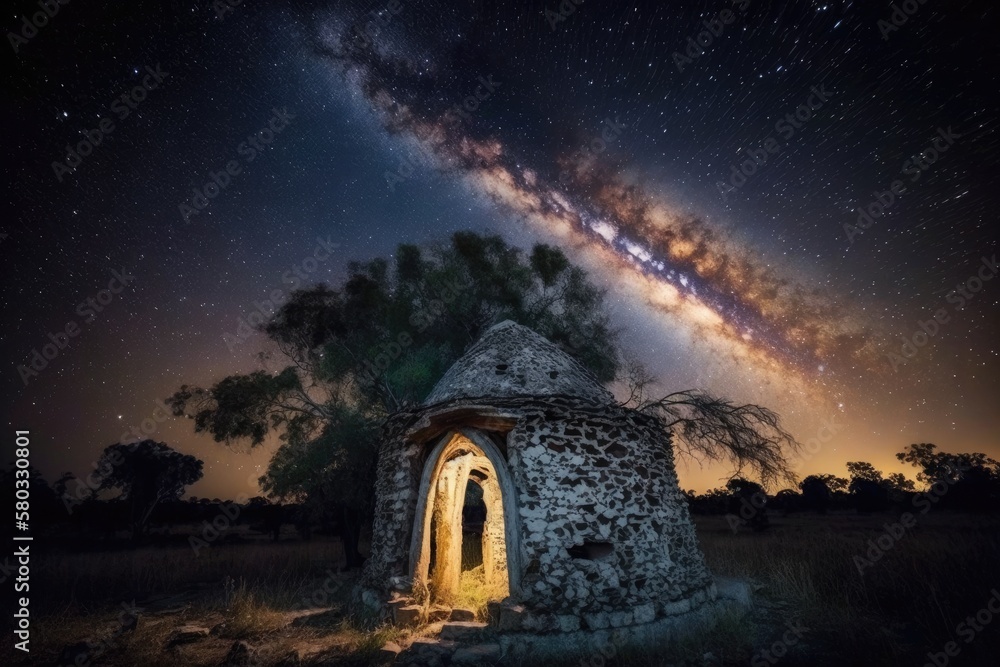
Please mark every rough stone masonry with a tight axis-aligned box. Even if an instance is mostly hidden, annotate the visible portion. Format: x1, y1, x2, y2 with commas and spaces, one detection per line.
359, 320, 722, 638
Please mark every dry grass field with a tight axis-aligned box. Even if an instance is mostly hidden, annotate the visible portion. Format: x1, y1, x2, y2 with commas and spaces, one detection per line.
5, 512, 998, 666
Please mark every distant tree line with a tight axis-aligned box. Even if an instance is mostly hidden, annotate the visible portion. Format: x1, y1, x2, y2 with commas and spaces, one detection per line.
0, 440, 326, 547
686, 443, 1000, 529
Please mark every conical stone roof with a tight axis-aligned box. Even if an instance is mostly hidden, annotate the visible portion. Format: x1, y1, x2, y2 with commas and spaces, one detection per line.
423, 320, 614, 405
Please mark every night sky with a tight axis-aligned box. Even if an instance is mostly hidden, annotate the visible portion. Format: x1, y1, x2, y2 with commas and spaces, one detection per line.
4, 0, 998, 499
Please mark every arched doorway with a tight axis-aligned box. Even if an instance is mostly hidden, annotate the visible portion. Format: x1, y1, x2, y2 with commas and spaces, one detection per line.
410, 430, 518, 607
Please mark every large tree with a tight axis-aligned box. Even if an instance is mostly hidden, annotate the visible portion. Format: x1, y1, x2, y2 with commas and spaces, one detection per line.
169, 232, 801, 566
799, 475, 833, 514
93, 439, 203, 539
846, 461, 889, 512
897, 443, 999, 510
896, 443, 999, 486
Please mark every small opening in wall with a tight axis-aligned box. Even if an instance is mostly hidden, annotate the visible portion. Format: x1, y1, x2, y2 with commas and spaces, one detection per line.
567, 541, 614, 560
495, 364, 508, 374
548, 370, 559, 379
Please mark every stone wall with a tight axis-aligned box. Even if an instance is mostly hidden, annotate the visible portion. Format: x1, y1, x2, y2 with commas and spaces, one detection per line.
504, 400, 714, 630
360, 421, 423, 595
360, 396, 716, 631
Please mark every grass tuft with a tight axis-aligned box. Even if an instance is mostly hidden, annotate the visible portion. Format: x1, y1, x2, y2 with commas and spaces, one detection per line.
454, 564, 507, 620
220, 577, 284, 639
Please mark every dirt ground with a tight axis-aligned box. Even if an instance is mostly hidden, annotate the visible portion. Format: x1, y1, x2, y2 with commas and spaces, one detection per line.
4, 512, 999, 666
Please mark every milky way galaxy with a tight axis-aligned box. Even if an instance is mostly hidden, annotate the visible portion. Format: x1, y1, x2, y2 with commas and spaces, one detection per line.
309, 3, 879, 399
5, 0, 997, 496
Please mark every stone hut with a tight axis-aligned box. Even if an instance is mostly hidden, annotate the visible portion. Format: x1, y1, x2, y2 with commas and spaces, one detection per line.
361, 320, 727, 652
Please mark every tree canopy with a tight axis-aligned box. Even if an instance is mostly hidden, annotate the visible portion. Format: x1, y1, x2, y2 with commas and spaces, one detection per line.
897, 443, 1000, 510
896, 443, 999, 485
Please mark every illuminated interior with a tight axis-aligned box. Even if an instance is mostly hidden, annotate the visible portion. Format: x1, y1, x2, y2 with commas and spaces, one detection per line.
412, 432, 510, 606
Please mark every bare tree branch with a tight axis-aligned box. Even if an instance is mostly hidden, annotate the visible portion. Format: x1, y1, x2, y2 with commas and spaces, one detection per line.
619, 354, 657, 409
633, 389, 801, 490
